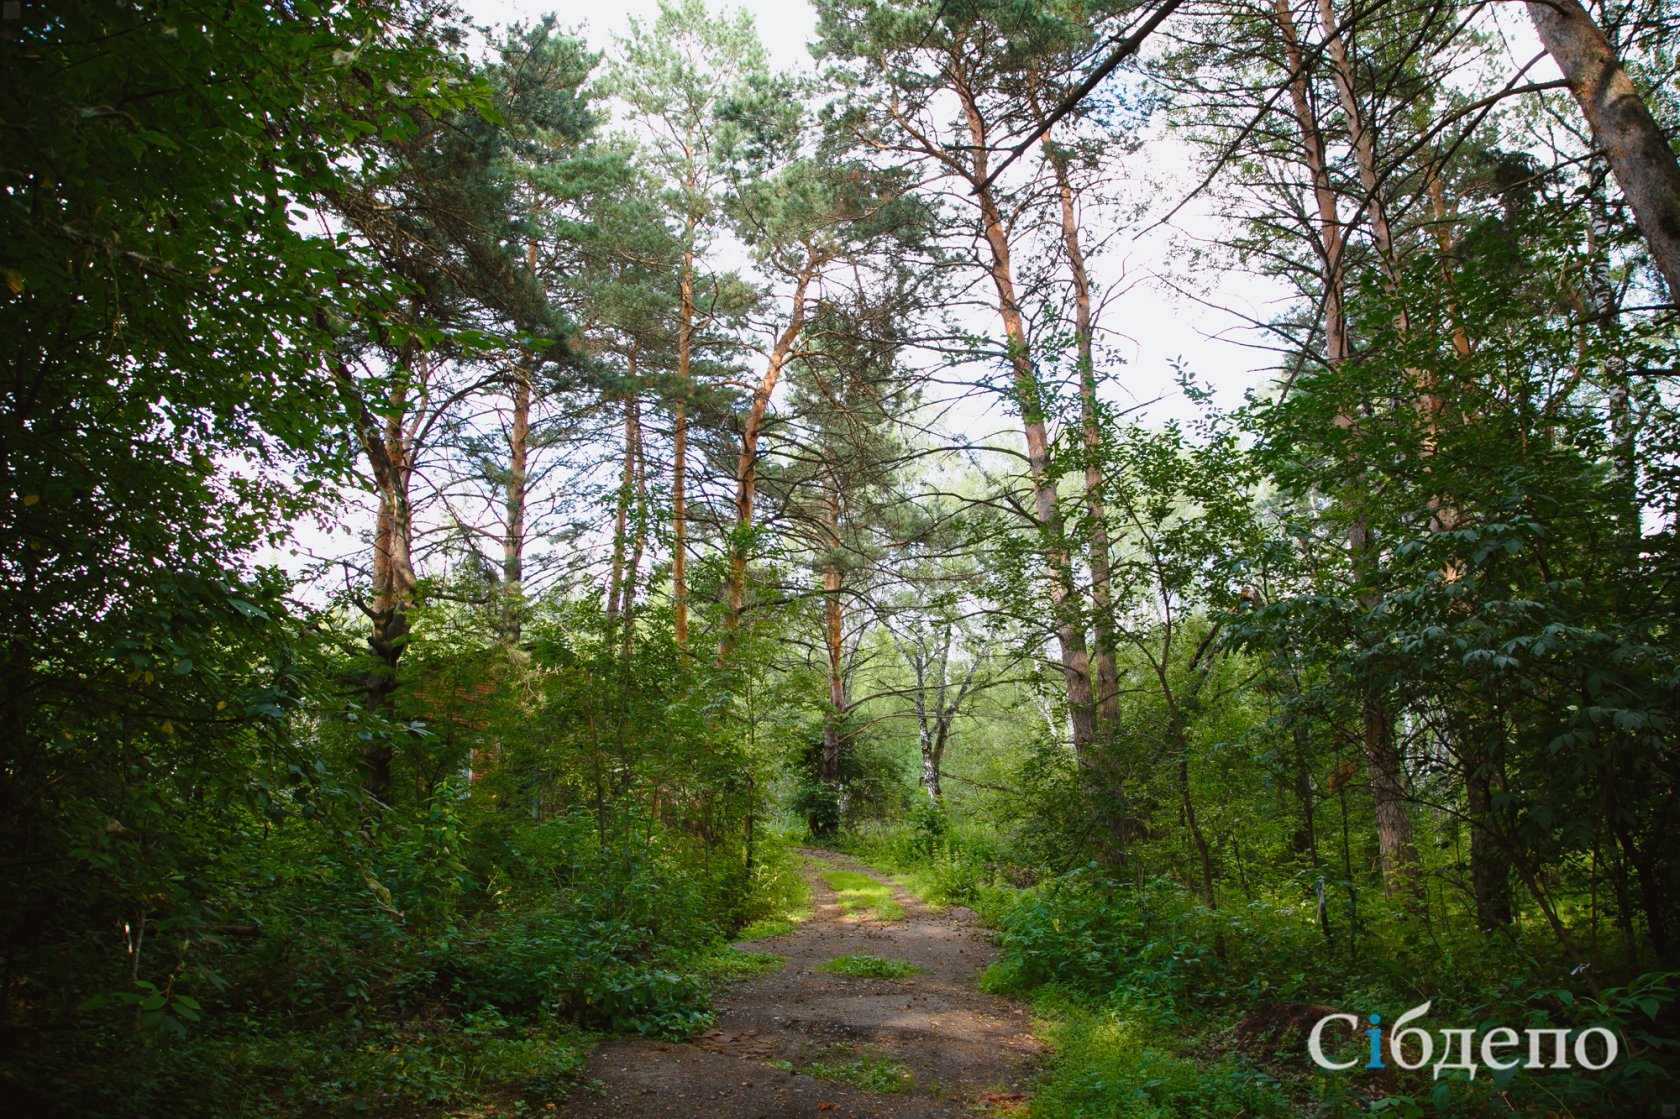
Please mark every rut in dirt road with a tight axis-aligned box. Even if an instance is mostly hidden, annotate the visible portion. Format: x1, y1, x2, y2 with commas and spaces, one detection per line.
559, 849, 1041, 1118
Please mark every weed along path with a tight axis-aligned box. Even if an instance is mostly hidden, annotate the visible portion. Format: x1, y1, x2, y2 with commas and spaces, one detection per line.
560, 849, 1041, 1118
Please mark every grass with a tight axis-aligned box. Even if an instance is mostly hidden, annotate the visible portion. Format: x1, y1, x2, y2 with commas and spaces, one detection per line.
697, 948, 786, 985
736, 913, 805, 940
798, 1043, 915, 1094
1024, 989, 1292, 1119
819, 868, 906, 921
817, 954, 921, 979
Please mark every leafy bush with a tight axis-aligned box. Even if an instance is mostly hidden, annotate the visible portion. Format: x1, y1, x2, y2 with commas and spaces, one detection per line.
988, 870, 1213, 1009
734, 832, 813, 939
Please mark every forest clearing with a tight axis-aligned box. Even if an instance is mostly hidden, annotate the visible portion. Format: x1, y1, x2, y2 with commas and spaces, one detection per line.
3, 0, 1679, 1116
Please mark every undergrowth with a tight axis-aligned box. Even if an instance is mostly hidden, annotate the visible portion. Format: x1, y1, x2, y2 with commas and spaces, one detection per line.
15, 805, 812, 1118
736, 848, 813, 940
844, 815, 1680, 1118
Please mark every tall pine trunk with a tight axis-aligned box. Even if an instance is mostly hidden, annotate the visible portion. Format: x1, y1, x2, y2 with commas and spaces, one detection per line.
502, 238, 539, 647
503, 360, 530, 645
1275, 0, 1347, 365
1043, 134, 1121, 735
720, 256, 816, 661
1528, 0, 1680, 302
957, 83, 1097, 758
820, 469, 847, 788
606, 358, 638, 629
363, 372, 418, 800
673, 231, 696, 651
621, 398, 648, 660
1314, 0, 1423, 903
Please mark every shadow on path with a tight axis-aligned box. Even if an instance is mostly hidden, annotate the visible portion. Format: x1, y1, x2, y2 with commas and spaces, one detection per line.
559, 848, 1040, 1118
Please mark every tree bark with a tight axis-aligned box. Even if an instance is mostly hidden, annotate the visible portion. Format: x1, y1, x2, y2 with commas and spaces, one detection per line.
363, 369, 418, 800
1042, 133, 1121, 735
501, 237, 539, 647
957, 80, 1097, 758
1310, 0, 1425, 904
720, 254, 817, 661
503, 359, 530, 645
673, 232, 696, 651
1316, 0, 1405, 297
820, 471, 847, 787
1362, 701, 1421, 899
910, 628, 952, 802
1528, 0, 1680, 303
620, 395, 647, 661
1275, 0, 1348, 364
606, 367, 636, 628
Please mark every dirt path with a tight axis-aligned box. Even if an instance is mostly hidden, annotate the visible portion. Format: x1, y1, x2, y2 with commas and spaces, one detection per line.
559, 849, 1041, 1118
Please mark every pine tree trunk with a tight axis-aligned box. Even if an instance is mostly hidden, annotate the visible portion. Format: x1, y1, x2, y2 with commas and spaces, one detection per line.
606, 350, 639, 629
673, 236, 695, 651
1275, 0, 1347, 364
503, 360, 530, 645
820, 476, 846, 787
1316, 0, 1405, 298
1043, 136, 1121, 735
323, 334, 419, 802
1312, 0, 1424, 904
720, 256, 816, 661
620, 396, 647, 661
364, 377, 416, 800
958, 86, 1097, 757
1528, 0, 1680, 303
502, 238, 539, 647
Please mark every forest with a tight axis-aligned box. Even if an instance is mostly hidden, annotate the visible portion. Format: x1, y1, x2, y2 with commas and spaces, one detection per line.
3, 0, 1678, 1115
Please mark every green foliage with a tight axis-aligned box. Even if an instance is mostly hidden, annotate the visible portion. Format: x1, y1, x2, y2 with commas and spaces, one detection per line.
819, 954, 922, 979
987, 871, 1209, 1009
974, 862, 1680, 1116
8, 0, 1680, 1115
435, 815, 720, 1038
222, 1013, 588, 1115
1027, 989, 1292, 1119
841, 813, 1017, 912
735, 838, 814, 940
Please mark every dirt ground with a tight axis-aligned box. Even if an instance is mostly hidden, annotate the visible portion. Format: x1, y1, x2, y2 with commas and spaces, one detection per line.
558, 849, 1042, 1118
